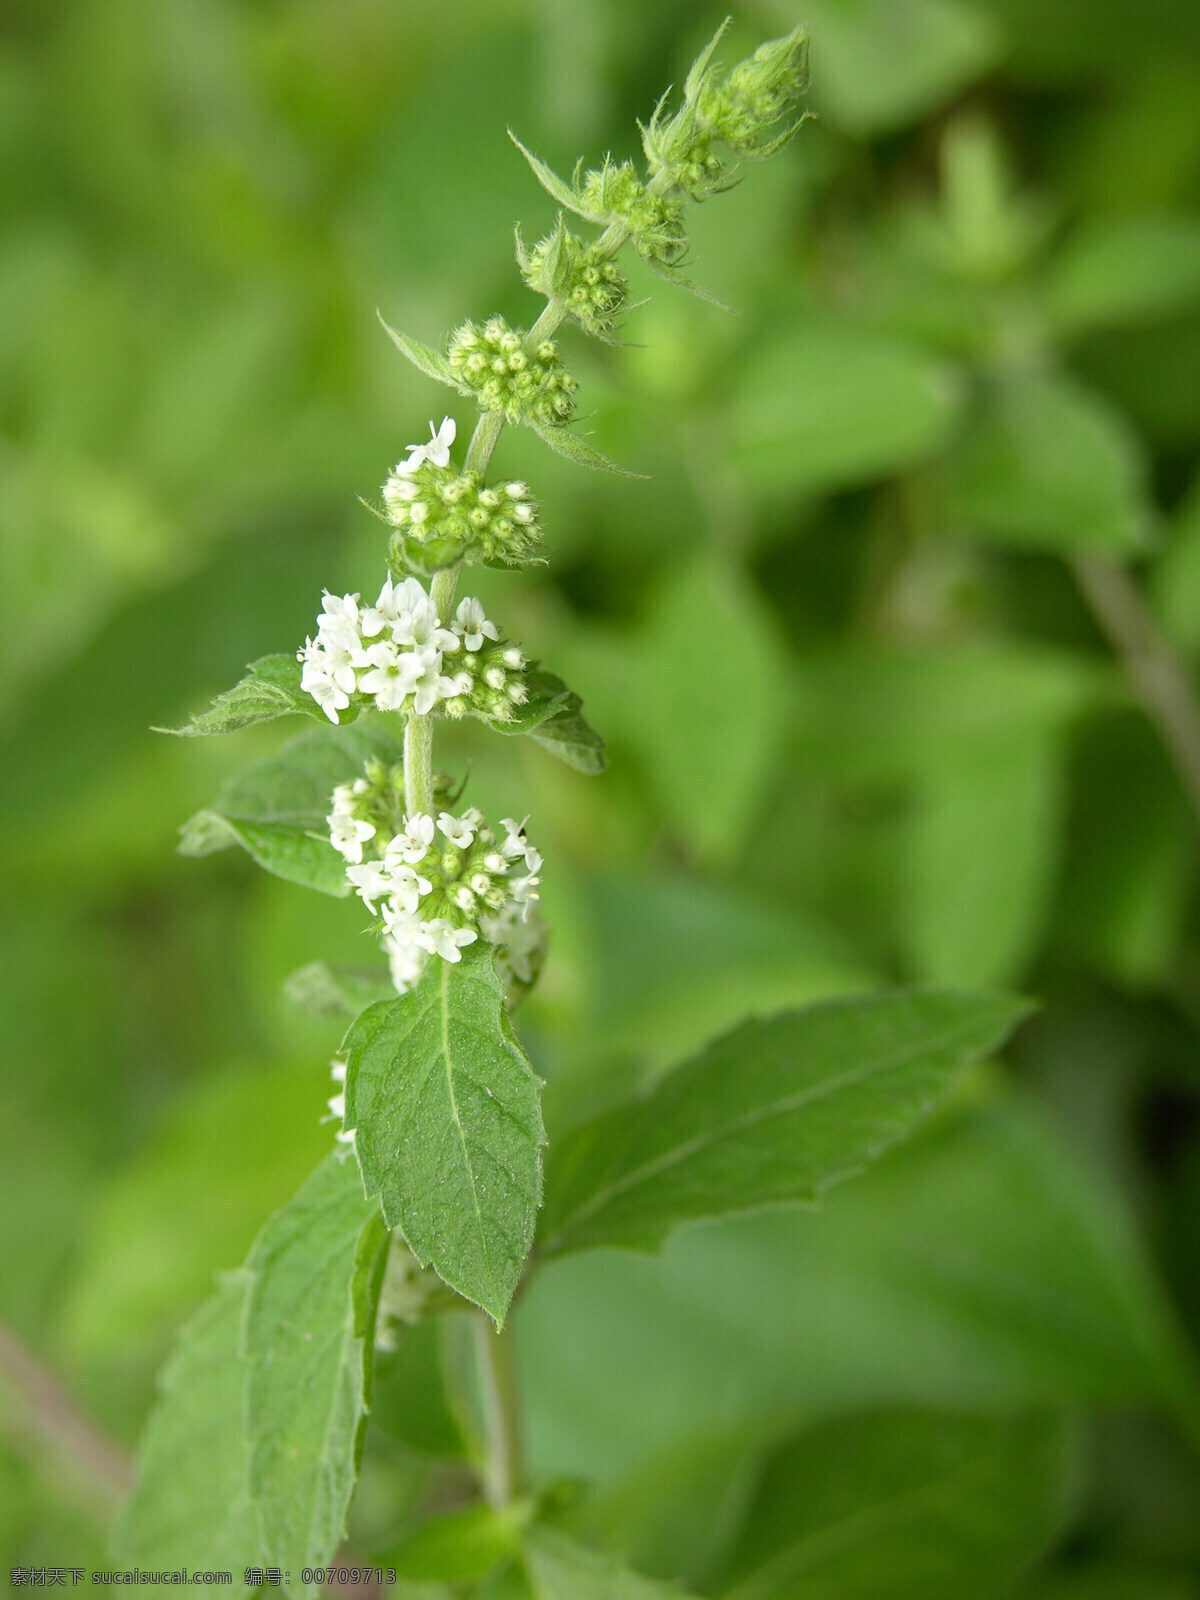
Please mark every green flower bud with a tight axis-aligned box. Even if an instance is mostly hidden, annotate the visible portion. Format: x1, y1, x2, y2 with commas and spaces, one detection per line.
694, 26, 810, 162
382, 457, 543, 574
447, 315, 577, 428
516, 217, 629, 335
577, 158, 688, 265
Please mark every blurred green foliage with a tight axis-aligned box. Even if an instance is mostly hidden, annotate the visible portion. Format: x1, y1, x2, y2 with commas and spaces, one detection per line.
4, 0, 1200, 1589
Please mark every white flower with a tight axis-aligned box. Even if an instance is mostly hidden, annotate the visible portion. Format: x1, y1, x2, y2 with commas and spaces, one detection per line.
327, 809, 376, 864
403, 416, 456, 472
406, 644, 448, 714
318, 591, 362, 635
359, 640, 421, 711
389, 813, 435, 864
500, 818, 530, 858
383, 910, 427, 993
327, 1092, 346, 1120
416, 919, 478, 961
394, 589, 457, 653
302, 669, 350, 723
345, 858, 393, 913
330, 1060, 347, 1083
437, 811, 476, 848
453, 597, 499, 652
382, 864, 433, 916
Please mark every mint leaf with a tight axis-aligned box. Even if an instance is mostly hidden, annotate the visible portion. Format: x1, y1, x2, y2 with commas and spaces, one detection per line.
537, 990, 1031, 1259
476, 664, 606, 774
531, 418, 646, 477
157, 653, 325, 736
342, 942, 545, 1325
508, 136, 600, 221
110, 1274, 261, 1578
178, 723, 403, 895
378, 314, 462, 389
717, 1409, 1076, 1600
525, 1527, 700, 1600
243, 1152, 388, 1587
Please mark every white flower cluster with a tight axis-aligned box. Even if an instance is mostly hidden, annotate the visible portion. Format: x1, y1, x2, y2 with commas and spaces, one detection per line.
326, 782, 543, 998
380, 418, 542, 574
297, 574, 525, 724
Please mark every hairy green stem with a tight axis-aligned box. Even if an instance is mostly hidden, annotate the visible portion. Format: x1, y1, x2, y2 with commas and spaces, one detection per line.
471, 1311, 523, 1507
403, 711, 433, 816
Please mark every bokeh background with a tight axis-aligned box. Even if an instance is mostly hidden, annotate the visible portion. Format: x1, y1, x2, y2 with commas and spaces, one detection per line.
5, 0, 1200, 1587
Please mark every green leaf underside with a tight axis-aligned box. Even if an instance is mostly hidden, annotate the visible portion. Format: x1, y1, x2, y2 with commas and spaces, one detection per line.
525, 1526, 701, 1600
378, 314, 460, 388
111, 1274, 261, 1577
179, 723, 404, 894
537, 990, 1031, 1259
243, 1151, 388, 1587
343, 941, 545, 1325
111, 1158, 385, 1587
158, 653, 325, 736
531, 418, 646, 477
642, 254, 735, 311
509, 136, 605, 223
476, 664, 606, 773
719, 1409, 1076, 1600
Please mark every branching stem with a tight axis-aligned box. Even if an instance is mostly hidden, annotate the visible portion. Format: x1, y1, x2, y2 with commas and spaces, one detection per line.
1072, 552, 1200, 827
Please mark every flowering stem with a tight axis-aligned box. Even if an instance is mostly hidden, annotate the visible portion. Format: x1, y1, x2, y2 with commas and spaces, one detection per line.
403, 711, 433, 817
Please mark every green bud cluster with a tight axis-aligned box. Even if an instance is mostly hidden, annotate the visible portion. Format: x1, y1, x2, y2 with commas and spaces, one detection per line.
694, 28, 810, 161
516, 220, 628, 336
441, 640, 530, 724
578, 159, 688, 265
383, 460, 542, 574
447, 316, 577, 428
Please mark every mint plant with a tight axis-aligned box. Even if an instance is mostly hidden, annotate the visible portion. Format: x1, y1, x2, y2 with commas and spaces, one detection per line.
113, 21, 1034, 1585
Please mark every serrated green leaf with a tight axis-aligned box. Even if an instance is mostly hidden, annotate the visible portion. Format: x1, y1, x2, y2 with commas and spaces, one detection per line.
157, 653, 324, 736
940, 373, 1152, 554
508, 136, 601, 222
283, 960, 397, 1018
378, 314, 461, 389
716, 1409, 1077, 1600
1042, 217, 1200, 337
179, 723, 403, 894
342, 942, 545, 1325
530, 418, 646, 477
476, 665, 606, 774
243, 1152, 388, 1588
524, 1526, 700, 1600
110, 1274, 261, 1578
388, 1501, 529, 1581
537, 990, 1030, 1260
